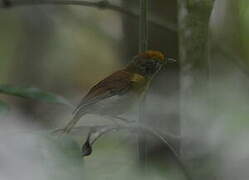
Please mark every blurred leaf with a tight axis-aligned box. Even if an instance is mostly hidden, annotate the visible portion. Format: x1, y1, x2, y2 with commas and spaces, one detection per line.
3, 132, 84, 180
0, 84, 72, 107
0, 100, 9, 115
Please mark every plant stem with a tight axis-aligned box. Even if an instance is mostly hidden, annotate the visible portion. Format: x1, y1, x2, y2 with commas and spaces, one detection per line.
139, 0, 149, 53
137, 0, 149, 166
0, 0, 177, 32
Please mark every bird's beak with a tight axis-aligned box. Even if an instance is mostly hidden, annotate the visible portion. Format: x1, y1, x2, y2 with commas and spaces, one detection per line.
163, 57, 176, 68
168, 57, 177, 63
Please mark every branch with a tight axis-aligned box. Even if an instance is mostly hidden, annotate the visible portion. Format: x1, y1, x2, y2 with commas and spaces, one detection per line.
0, 0, 177, 32
80, 123, 192, 180
77, 123, 180, 157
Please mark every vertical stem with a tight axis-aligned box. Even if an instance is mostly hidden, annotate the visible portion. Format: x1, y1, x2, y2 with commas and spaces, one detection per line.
138, 0, 149, 166
139, 0, 149, 53
177, 0, 215, 179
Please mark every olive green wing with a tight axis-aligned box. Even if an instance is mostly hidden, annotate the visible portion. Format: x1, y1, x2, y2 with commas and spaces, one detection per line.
73, 70, 133, 115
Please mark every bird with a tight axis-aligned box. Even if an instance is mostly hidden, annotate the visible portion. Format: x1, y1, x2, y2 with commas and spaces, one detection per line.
59, 50, 174, 134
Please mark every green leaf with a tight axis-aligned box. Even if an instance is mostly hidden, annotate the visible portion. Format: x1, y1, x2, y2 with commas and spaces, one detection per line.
0, 100, 10, 115
0, 84, 72, 107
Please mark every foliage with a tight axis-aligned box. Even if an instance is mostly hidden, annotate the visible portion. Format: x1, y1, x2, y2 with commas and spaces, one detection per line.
0, 84, 72, 114
0, 99, 10, 115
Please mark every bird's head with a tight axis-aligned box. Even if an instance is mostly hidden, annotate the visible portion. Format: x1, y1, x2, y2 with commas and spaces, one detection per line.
128, 50, 175, 77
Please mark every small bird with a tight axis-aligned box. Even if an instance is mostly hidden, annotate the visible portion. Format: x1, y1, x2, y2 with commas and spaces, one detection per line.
60, 50, 174, 134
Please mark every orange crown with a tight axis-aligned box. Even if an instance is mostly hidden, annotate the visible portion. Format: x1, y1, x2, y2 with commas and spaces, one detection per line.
138, 50, 165, 61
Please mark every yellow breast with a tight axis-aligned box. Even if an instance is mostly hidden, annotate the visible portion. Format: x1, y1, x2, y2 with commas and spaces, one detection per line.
130, 73, 149, 94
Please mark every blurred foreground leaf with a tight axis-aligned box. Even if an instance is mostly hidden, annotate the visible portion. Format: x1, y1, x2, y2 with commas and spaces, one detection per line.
0, 100, 9, 115
41, 133, 85, 180
0, 84, 72, 107
1, 131, 84, 180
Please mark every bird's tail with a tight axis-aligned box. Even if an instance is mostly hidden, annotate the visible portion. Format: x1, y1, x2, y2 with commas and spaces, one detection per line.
65, 110, 89, 134
52, 110, 88, 136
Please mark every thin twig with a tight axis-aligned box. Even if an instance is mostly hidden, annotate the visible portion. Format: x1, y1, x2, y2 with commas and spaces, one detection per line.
139, 0, 149, 53
76, 123, 179, 156
79, 123, 192, 180
137, 0, 149, 165
0, 0, 177, 32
